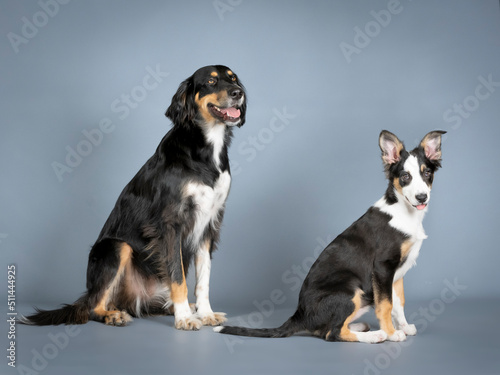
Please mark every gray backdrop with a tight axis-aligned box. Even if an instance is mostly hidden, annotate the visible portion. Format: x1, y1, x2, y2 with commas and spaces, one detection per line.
1, 0, 500, 317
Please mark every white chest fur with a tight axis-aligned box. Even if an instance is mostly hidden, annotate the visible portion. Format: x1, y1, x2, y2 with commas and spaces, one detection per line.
374, 196, 428, 241
374, 196, 428, 281
394, 239, 423, 281
204, 124, 226, 171
183, 171, 231, 247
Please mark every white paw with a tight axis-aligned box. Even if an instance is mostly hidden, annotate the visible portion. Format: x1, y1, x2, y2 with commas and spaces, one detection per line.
401, 323, 417, 336
388, 329, 407, 342
349, 322, 370, 332
175, 315, 202, 331
358, 330, 388, 344
196, 312, 227, 326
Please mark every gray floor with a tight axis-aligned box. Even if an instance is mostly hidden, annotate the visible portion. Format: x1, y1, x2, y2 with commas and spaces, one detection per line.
6, 299, 500, 375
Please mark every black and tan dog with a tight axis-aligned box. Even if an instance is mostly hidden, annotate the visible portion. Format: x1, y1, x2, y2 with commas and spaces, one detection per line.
23, 65, 246, 330
216, 130, 445, 343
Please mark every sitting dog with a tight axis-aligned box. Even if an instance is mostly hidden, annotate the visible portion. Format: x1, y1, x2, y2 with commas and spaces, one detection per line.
23, 65, 246, 330
215, 130, 445, 343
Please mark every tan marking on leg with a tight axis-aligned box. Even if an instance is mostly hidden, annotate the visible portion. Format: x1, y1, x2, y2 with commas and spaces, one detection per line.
171, 281, 188, 304
338, 290, 363, 342
400, 240, 414, 260
393, 278, 405, 307
93, 243, 133, 325
375, 299, 395, 336
93, 289, 111, 317
170, 242, 188, 304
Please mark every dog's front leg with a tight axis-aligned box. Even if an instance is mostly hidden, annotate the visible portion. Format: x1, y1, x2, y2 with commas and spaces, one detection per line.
391, 278, 417, 336
373, 270, 406, 342
194, 240, 227, 326
168, 230, 202, 331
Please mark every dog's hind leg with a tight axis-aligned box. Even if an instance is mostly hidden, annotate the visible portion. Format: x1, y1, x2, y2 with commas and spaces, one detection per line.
326, 290, 387, 344
348, 305, 371, 332
86, 239, 133, 326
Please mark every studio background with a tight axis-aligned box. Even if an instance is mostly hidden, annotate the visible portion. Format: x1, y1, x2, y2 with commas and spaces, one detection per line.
1, 1, 499, 374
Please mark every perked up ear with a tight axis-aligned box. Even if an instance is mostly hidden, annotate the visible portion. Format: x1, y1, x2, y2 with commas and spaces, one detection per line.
379, 130, 405, 166
420, 130, 446, 162
165, 76, 196, 126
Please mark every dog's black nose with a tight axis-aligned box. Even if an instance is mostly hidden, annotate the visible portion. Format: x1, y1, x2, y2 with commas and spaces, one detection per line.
229, 88, 243, 100
416, 193, 428, 203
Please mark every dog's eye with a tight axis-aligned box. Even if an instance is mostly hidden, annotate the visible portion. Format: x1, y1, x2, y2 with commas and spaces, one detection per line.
230, 75, 237, 82
423, 169, 432, 178
208, 78, 217, 85
401, 173, 411, 182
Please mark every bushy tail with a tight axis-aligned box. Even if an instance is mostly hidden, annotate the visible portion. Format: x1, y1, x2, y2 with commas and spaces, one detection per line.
20, 295, 90, 326
214, 313, 302, 338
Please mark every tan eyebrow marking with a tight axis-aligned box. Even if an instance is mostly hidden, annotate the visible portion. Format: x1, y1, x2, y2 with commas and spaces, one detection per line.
210, 72, 218, 77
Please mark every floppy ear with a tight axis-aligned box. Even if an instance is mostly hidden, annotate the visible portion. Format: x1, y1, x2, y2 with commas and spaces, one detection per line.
420, 130, 446, 162
165, 76, 196, 125
379, 130, 404, 166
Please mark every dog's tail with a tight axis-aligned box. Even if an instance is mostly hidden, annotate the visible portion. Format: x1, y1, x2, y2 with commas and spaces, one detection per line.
20, 294, 90, 326
214, 312, 303, 338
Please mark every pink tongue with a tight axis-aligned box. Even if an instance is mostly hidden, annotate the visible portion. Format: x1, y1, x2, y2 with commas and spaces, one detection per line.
220, 107, 240, 118
416, 204, 427, 210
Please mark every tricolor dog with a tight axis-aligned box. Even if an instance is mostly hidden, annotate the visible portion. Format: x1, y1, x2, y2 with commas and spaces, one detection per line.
23, 65, 246, 330
216, 130, 445, 343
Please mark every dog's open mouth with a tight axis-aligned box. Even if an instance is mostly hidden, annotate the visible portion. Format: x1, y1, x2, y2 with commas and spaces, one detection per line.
406, 196, 427, 210
208, 104, 241, 122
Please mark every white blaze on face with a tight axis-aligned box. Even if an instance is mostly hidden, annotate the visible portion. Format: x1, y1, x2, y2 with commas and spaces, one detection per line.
402, 155, 431, 209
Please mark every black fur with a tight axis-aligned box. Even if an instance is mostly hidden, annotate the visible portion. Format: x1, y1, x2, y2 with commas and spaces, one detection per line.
23, 65, 246, 326
218, 208, 406, 339
217, 130, 445, 341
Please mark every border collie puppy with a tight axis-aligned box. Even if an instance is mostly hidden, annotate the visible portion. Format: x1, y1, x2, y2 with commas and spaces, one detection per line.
215, 130, 445, 343
23, 65, 246, 330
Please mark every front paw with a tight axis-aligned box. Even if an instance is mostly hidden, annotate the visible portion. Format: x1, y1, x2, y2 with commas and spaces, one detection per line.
400, 323, 417, 336
175, 315, 202, 331
197, 312, 227, 326
387, 330, 406, 342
